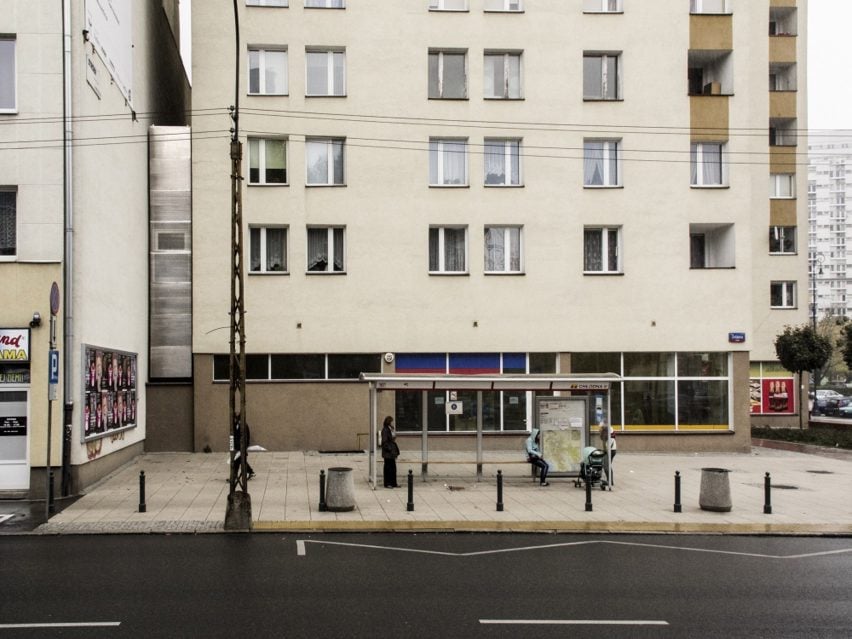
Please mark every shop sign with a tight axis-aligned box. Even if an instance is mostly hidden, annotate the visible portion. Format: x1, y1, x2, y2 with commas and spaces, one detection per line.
0, 367, 30, 384
0, 416, 27, 436
0, 329, 29, 362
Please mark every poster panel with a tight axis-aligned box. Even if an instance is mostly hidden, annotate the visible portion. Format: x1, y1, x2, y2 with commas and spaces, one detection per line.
85, 0, 133, 104
537, 397, 588, 474
82, 345, 137, 441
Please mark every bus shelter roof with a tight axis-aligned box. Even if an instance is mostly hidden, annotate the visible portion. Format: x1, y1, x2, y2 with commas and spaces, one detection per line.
359, 372, 621, 391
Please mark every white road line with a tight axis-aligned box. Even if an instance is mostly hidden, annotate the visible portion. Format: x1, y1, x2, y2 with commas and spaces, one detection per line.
297, 538, 852, 560
480, 619, 669, 626
0, 622, 121, 629
0, 514, 14, 525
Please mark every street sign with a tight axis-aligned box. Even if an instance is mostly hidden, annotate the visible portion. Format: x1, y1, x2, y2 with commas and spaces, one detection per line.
50, 282, 60, 316
49, 349, 59, 400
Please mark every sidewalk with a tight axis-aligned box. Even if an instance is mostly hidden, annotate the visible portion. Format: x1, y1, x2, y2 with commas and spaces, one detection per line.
32, 447, 852, 536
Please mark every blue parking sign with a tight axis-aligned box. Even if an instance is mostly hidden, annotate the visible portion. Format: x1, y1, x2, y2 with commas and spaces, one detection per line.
49, 349, 59, 385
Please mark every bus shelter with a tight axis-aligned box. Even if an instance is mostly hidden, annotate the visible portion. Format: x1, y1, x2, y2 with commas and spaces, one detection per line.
360, 373, 621, 489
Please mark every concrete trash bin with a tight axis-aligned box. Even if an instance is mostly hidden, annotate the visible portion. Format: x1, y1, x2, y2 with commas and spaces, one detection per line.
699, 467, 732, 512
325, 467, 356, 512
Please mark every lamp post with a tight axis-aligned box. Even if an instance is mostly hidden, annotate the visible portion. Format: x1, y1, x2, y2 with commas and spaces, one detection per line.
810, 252, 825, 416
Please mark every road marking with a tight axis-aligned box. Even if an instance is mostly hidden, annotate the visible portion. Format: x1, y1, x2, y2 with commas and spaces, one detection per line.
297, 539, 852, 560
0, 622, 121, 629
480, 619, 669, 626
0, 514, 13, 525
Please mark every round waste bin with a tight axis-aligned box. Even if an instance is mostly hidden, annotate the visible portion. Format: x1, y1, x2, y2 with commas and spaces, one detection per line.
325, 467, 356, 512
699, 467, 732, 512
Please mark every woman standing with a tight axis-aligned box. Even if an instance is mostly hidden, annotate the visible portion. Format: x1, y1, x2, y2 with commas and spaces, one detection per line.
380, 416, 400, 488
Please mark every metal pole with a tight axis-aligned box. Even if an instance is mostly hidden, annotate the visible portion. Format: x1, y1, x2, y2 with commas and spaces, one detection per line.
585, 474, 593, 512
496, 470, 504, 512
674, 470, 682, 513
476, 390, 483, 480
369, 383, 376, 488
45, 313, 57, 518
406, 469, 414, 512
139, 471, 147, 513
319, 469, 327, 512
763, 472, 772, 515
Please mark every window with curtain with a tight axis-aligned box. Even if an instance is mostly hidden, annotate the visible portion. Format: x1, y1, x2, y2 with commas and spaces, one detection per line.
248, 138, 287, 184
691, 0, 728, 14
484, 52, 522, 99
307, 227, 345, 273
249, 227, 287, 273
306, 138, 345, 185
484, 0, 522, 10
484, 139, 521, 185
429, 227, 467, 273
248, 0, 288, 6
690, 142, 725, 186
0, 189, 15, 257
429, 0, 469, 10
305, 0, 344, 7
770, 173, 795, 198
429, 139, 468, 186
0, 38, 15, 112
484, 226, 522, 273
769, 226, 796, 254
248, 48, 288, 95
583, 0, 622, 12
770, 281, 796, 308
428, 50, 467, 99
584, 227, 621, 273
583, 53, 619, 100
583, 139, 620, 186
306, 49, 345, 96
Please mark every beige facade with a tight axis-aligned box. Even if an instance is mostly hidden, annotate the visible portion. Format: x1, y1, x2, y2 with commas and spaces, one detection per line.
190, 1, 807, 455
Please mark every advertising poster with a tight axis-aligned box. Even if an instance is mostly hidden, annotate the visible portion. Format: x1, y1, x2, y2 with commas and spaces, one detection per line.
761, 378, 794, 414
82, 345, 137, 441
537, 397, 588, 474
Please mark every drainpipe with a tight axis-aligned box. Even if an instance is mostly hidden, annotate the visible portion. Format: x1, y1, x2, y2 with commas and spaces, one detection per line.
60, 0, 74, 496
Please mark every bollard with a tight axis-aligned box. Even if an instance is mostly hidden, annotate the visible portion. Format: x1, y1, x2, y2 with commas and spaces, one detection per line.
138, 470, 146, 513
764, 472, 772, 515
496, 470, 504, 512
674, 470, 682, 513
319, 469, 327, 512
406, 469, 414, 512
585, 474, 593, 512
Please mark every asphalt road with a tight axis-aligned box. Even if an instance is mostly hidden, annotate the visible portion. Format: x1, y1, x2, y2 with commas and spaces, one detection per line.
1, 534, 850, 638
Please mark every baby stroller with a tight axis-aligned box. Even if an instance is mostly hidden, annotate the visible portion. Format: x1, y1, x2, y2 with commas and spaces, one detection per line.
574, 447, 607, 490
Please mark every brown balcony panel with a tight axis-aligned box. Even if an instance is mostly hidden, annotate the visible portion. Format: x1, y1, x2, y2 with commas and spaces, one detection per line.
769, 91, 797, 119
770, 199, 797, 227
690, 14, 733, 50
769, 36, 797, 63
690, 95, 729, 142
770, 146, 797, 174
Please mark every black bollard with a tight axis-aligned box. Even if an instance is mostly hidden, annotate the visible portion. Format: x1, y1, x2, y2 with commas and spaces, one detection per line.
319, 469, 327, 512
674, 470, 682, 513
496, 470, 504, 512
406, 469, 414, 512
764, 472, 772, 515
138, 470, 146, 513
585, 474, 593, 512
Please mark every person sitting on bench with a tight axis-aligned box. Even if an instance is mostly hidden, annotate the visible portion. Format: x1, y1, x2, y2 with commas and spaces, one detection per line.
525, 428, 550, 486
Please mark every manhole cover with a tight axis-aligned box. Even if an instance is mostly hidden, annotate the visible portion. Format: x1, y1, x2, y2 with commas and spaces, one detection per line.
806, 470, 834, 475
772, 484, 798, 490
447, 485, 465, 491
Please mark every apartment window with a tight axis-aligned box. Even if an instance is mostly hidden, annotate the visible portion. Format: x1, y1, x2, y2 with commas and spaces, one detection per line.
429, 0, 468, 10
584, 140, 621, 187
0, 37, 15, 112
430, 139, 468, 186
584, 227, 621, 273
770, 281, 796, 309
690, 142, 726, 187
429, 226, 467, 273
305, 0, 344, 7
307, 227, 345, 273
305, 138, 344, 185
250, 227, 287, 273
583, 53, 620, 100
0, 189, 15, 257
428, 50, 467, 99
769, 63, 797, 91
583, 0, 622, 12
689, 223, 735, 269
248, 138, 287, 184
306, 49, 345, 96
688, 50, 733, 96
247, 0, 288, 6
770, 174, 795, 199
248, 48, 287, 95
485, 226, 522, 273
769, 226, 796, 255
690, 0, 728, 14
484, 0, 522, 10
769, 120, 797, 147
484, 139, 521, 186
484, 52, 522, 99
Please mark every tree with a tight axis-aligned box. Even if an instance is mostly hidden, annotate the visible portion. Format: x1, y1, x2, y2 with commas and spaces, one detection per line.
775, 324, 832, 429
816, 315, 849, 386
842, 323, 852, 373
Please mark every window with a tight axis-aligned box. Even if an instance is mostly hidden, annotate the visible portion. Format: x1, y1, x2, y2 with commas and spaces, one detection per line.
306, 49, 345, 96
690, 142, 726, 186
0, 37, 15, 112
687, 50, 733, 95
583, 0, 622, 12
583, 139, 621, 187
769, 63, 796, 91
429, 226, 467, 273
769, 226, 796, 255
307, 227, 345, 273
485, 226, 522, 273
769, 7, 797, 35
584, 227, 621, 273
429, 138, 468, 186
484, 0, 522, 10
250, 227, 287, 273
305, 138, 344, 185
247, 0, 288, 7
770, 174, 795, 199
484, 138, 521, 186
690, 0, 728, 14
248, 48, 287, 95
484, 52, 522, 99
769, 119, 797, 147
689, 223, 735, 269
428, 50, 467, 99
0, 189, 15, 257
583, 53, 621, 100
770, 281, 796, 308
248, 138, 287, 184
429, 0, 468, 10
305, 0, 344, 7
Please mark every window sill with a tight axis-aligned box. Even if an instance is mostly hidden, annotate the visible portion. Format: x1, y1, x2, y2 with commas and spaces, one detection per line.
690, 12, 733, 16
248, 182, 289, 187
306, 271, 347, 275
769, 252, 797, 256
429, 184, 470, 188
428, 97, 470, 101
305, 183, 347, 188
583, 98, 623, 103
770, 306, 798, 310
483, 10, 525, 14
690, 184, 729, 189
688, 92, 734, 97
429, 9, 470, 13
690, 266, 736, 270
583, 184, 623, 189
583, 11, 624, 15
770, 196, 796, 200
305, 94, 347, 98
484, 183, 524, 188
429, 272, 470, 276
484, 271, 525, 276
483, 97, 525, 101
305, 6, 345, 9
583, 271, 624, 276
249, 271, 289, 276
248, 93, 289, 97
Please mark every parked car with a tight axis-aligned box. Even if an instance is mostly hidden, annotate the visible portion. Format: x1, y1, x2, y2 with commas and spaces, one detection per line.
824, 396, 852, 416
838, 402, 852, 418
813, 389, 845, 415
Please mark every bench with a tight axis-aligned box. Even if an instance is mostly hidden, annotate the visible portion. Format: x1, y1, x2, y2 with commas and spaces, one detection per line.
396, 458, 538, 481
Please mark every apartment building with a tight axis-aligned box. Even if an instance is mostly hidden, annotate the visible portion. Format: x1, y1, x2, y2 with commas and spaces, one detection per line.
0, 1, 188, 498
189, 0, 808, 457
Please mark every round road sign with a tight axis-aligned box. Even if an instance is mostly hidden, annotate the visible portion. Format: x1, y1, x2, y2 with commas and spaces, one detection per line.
50, 282, 60, 316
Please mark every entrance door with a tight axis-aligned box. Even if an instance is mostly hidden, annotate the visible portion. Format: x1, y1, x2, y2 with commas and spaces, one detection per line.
0, 387, 29, 491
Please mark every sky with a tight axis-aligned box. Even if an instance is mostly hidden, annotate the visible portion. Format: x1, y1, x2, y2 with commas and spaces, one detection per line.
178, 0, 848, 132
